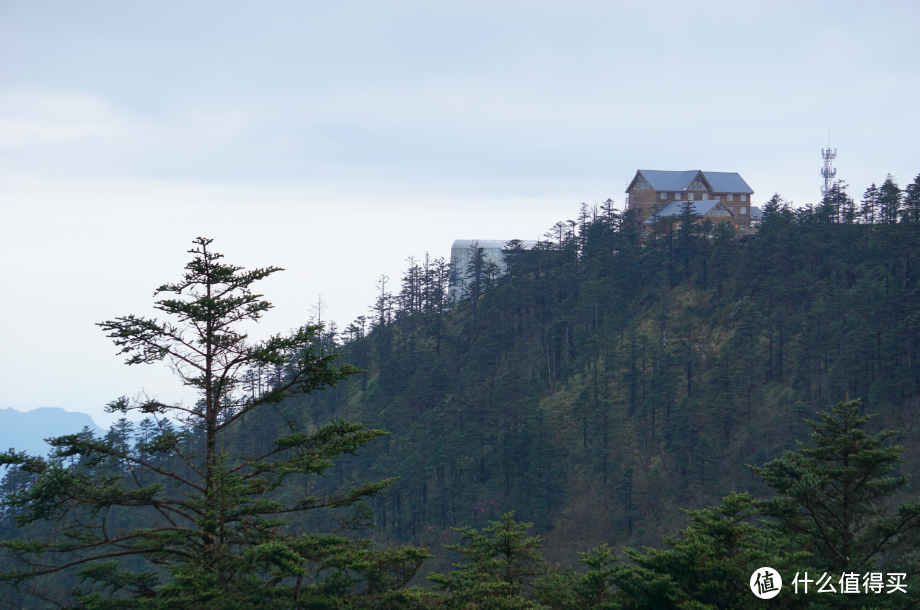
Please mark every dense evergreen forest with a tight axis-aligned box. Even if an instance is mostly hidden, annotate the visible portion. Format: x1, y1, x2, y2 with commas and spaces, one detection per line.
295, 174, 920, 561
2, 173, 920, 608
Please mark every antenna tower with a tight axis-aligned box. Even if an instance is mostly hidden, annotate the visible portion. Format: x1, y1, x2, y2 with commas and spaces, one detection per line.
821, 136, 837, 198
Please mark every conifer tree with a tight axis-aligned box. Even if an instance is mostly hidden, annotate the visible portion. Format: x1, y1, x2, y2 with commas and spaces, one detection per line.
878, 174, 903, 225
501, 239, 529, 274
676, 197, 701, 274
0, 238, 428, 608
534, 545, 618, 610
462, 241, 487, 304
611, 493, 806, 610
860, 183, 879, 246
427, 512, 545, 609
753, 399, 920, 577
902, 174, 920, 225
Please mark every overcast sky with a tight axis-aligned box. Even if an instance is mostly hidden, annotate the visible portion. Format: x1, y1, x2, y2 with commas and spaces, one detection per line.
1, 1, 918, 427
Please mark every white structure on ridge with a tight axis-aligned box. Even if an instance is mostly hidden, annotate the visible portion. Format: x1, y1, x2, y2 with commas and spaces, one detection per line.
449, 239, 536, 303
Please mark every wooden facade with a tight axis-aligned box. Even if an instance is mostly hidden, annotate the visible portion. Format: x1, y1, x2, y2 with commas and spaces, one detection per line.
626, 170, 756, 231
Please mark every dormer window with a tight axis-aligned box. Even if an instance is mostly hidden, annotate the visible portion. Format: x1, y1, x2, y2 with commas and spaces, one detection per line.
691, 180, 707, 191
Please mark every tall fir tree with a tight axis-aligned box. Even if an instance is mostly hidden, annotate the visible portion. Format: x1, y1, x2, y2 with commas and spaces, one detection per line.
753, 400, 920, 583
0, 238, 428, 608
878, 174, 903, 225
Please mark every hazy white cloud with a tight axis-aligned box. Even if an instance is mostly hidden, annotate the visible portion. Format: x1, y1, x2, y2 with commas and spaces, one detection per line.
0, 0, 918, 427
0, 90, 116, 145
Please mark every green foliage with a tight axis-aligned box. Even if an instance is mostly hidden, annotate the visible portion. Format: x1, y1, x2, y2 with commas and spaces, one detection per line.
534, 545, 619, 610
0, 238, 428, 608
754, 399, 920, 574
590, 400, 920, 610
302, 174, 920, 561
753, 399, 920, 608
427, 513, 545, 609
612, 492, 806, 610
5, 168, 920, 606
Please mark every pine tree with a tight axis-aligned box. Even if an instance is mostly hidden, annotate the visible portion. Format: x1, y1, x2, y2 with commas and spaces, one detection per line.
462, 241, 487, 304
902, 174, 920, 225
0, 238, 429, 608
427, 512, 545, 609
675, 197, 701, 275
878, 174, 902, 225
710, 221, 736, 298
534, 545, 618, 610
753, 399, 920, 578
860, 183, 879, 247
612, 493, 805, 610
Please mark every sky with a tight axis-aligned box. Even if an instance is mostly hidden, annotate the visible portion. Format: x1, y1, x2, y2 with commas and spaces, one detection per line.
1, 0, 918, 427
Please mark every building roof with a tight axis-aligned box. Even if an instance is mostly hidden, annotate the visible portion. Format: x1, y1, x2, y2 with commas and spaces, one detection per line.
451, 239, 537, 251
643, 200, 735, 224
750, 206, 763, 220
700, 171, 754, 194
635, 170, 699, 192
629, 170, 754, 194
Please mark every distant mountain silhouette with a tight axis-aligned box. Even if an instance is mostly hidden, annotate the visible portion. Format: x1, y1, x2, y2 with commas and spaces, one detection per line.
0, 408, 106, 456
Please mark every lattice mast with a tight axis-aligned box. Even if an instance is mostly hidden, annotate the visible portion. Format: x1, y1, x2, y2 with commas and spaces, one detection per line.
821, 136, 837, 198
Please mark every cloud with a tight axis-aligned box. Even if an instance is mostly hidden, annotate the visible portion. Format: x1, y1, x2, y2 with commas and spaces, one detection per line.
0, 2, 918, 195
0, 89, 116, 145
0, 88, 269, 180
0, 0, 919, 427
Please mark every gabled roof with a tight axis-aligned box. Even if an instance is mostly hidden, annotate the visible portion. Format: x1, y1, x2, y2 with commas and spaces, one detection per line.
628, 170, 753, 194
643, 200, 735, 224
633, 170, 699, 192
701, 171, 754, 193
750, 206, 763, 220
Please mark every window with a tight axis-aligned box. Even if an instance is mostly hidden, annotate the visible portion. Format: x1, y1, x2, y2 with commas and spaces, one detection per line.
741, 194, 747, 201
740, 207, 747, 214
702, 193, 709, 201
661, 192, 666, 200
675, 193, 680, 200
688, 193, 694, 201
727, 194, 734, 201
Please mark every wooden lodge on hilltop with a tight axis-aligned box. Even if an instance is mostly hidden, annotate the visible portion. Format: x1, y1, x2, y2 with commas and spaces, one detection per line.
626, 169, 761, 231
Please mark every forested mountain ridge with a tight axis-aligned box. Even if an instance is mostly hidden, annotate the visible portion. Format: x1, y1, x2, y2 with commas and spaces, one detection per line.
269, 175, 920, 567
3, 176, 920, 607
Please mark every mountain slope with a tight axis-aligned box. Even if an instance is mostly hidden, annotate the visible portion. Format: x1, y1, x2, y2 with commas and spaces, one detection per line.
277, 184, 920, 567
